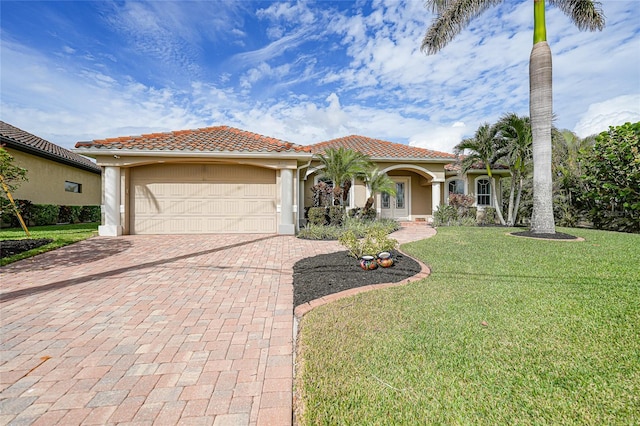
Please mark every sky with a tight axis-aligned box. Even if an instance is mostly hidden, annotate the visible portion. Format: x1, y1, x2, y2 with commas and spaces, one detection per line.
1, 0, 639, 154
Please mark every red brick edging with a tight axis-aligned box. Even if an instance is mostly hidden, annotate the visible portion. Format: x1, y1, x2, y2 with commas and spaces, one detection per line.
293, 251, 431, 319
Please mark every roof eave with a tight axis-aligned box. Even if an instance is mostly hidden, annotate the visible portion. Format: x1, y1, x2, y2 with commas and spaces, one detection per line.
2, 137, 101, 174
72, 147, 314, 161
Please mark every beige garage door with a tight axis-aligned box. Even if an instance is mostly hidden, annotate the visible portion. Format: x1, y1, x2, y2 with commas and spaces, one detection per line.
131, 163, 277, 234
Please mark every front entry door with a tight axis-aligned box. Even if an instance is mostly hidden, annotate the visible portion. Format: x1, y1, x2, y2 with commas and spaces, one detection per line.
381, 177, 409, 220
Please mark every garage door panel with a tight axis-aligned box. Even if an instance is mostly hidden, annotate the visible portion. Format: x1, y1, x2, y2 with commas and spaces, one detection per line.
131, 164, 277, 234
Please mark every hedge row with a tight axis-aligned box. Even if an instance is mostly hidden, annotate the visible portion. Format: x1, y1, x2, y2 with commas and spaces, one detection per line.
0, 199, 100, 228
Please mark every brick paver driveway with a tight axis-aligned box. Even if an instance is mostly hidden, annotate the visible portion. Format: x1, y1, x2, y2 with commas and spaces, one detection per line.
0, 226, 434, 425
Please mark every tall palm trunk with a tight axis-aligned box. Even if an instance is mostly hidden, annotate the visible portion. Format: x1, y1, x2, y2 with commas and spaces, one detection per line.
487, 167, 506, 225
529, 0, 556, 234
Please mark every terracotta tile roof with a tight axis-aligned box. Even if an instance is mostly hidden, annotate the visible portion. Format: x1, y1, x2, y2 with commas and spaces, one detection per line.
0, 121, 101, 174
75, 126, 307, 153
308, 135, 456, 160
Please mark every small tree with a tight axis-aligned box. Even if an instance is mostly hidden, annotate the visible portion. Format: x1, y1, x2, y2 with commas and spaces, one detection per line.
362, 168, 396, 217
580, 122, 640, 233
0, 147, 29, 232
316, 148, 372, 208
0, 147, 28, 193
455, 123, 507, 225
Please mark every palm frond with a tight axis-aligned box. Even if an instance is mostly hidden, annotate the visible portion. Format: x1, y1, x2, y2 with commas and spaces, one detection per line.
422, 0, 502, 54
549, 0, 605, 31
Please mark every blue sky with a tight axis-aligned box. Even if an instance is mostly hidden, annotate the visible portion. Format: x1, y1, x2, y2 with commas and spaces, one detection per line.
1, 0, 639, 153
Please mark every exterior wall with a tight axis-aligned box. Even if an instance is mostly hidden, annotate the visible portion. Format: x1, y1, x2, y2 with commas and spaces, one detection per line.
6, 148, 101, 206
303, 161, 448, 219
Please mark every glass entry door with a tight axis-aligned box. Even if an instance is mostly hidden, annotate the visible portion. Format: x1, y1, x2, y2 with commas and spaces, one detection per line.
381, 177, 409, 220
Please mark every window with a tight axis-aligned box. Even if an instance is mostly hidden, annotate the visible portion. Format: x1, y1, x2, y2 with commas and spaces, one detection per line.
448, 179, 464, 195
476, 178, 491, 206
65, 181, 82, 193
395, 182, 405, 209
381, 192, 390, 208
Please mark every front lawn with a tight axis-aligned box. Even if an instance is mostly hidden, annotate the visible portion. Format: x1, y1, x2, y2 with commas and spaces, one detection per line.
0, 222, 99, 266
295, 227, 640, 425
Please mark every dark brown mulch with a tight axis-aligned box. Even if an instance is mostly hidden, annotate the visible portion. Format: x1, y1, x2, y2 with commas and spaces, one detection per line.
0, 238, 53, 258
293, 250, 422, 307
510, 231, 578, 240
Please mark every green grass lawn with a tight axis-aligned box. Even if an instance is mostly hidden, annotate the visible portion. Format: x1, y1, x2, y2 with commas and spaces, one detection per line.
0, 222, 99, 266
295, 227, 640, 425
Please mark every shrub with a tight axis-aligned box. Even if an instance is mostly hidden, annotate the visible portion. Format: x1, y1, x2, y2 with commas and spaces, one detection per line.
79, 205, 101, 223
308, 207, 327, 226
433, 205, 458, 226
298, 224, 343, 240
1, 198, 33, 227
58, 205, 82, 224
339, 225, 398, 258
361, 208, 377, 221
481, 207, 497, 225
328, 206, 344, 226
32, 204, 60, 226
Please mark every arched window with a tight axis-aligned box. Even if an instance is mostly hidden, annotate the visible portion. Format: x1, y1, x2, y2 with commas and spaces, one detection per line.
476, 178, 491, 206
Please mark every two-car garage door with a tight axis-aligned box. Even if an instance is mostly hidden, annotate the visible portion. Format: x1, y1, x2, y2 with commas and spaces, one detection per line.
130, 163, 277, 234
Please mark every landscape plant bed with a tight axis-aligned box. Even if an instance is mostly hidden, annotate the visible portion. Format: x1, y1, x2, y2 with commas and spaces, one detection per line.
293, 250, 421, 307
0, 238, 53, 258
510, 230, 579, 240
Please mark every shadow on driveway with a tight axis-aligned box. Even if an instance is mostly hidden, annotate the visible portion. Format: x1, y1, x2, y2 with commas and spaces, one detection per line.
0, 234, 279, 303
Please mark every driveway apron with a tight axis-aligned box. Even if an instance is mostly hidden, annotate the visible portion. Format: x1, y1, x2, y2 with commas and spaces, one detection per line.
0, 226, 434, 425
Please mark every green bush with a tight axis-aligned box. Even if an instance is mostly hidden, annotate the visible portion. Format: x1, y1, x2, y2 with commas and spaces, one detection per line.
32, 204, 60, 226
58, 205, 82, 224
328, 206, 344, 226
433, 205, 458, 226
298, 224, 343, 240
308, 207, 327, 226
338, 225, 399, 258
80, 205, 101, 223
484, 207, 497, 225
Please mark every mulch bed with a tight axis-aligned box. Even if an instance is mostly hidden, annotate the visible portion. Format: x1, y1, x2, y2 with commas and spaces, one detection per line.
0, 239, 53, 259
293, 250, 422, 307
510, 231, 579, 240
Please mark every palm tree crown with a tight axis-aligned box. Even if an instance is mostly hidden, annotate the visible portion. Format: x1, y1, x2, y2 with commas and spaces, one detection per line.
316, 147, 372, 207
421, 0, 604, 234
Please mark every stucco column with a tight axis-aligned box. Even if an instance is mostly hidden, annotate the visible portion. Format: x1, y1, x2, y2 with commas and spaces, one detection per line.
279, 168, 295, 235
432, 181, 442, 213
99, 166, 122, 236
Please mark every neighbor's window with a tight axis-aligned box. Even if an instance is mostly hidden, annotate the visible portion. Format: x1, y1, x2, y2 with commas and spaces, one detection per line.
476, 178, 491, 206
65, 181, 82, 193
448, 179, 464, 195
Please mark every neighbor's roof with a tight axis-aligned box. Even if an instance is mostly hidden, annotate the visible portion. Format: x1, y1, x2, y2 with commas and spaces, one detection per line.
0, 121, 101, 174
75, 126, 307, 153
308, 135, 456, 160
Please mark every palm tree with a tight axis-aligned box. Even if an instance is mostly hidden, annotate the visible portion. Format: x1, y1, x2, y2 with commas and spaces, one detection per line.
455, 123, 507, 225
421, 0, 605, 235
362, 168, 397, 214
316, 147, 372, 208
495, 113, 532, 226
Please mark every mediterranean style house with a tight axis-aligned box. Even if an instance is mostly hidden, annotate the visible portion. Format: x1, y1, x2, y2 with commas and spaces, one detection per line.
1, 121, 101, 206
74, 126, 508, 236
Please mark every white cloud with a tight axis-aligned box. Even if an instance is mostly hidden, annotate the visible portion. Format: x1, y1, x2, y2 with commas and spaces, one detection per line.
409, 122, 470, 153
573, 95, 640, 138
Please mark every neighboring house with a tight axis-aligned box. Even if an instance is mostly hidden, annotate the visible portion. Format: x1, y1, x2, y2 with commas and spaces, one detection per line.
0, 121, 101, 206
74, 126, 508, 236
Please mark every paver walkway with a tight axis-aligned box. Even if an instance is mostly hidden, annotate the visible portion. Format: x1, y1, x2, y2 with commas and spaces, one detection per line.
0, 224, 435, 425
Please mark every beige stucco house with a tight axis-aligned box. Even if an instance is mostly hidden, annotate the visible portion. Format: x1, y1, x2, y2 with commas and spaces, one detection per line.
74, 126, 507, 236
0, 121, 101, 206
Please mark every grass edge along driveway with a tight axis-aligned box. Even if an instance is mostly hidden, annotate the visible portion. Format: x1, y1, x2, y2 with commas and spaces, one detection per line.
295, 227, 640, 425
0, 222, 98, 266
